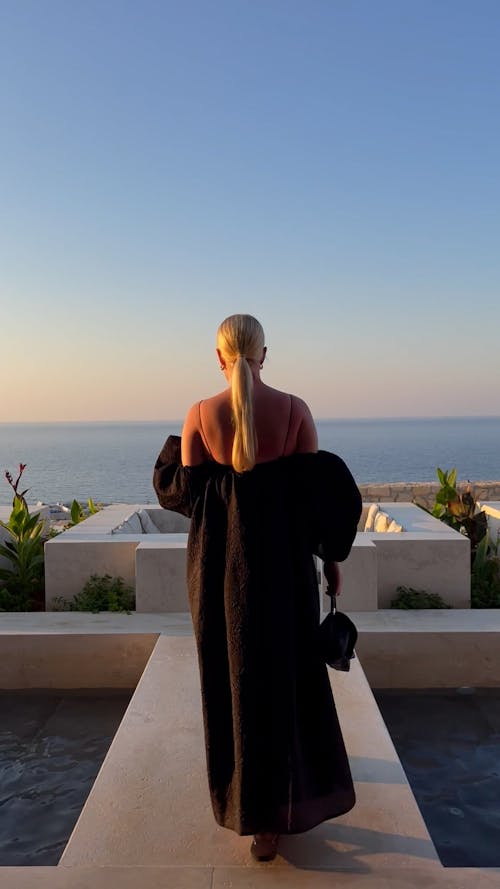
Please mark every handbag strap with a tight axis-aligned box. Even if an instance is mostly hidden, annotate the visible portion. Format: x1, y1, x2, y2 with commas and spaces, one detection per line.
325, 570, 338, 613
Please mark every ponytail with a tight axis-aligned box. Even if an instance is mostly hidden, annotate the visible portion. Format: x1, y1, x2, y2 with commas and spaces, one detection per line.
230, 356, 257, 472
216, 314, 265, 472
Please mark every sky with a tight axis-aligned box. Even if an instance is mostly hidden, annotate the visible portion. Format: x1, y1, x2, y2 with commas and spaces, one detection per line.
1, 0, 499, 422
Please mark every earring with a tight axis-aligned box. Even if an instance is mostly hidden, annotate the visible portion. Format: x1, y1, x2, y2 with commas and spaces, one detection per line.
220, 365, 225, 371
259, 363, 264, 369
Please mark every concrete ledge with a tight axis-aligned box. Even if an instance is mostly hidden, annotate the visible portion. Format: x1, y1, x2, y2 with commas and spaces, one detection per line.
368, 535, 470, 608
323, 503, 471, 610
45, 503, 471, 612
324, 537, 378, 611
135, 536, 189, 612
60, 635, 439, 869
352, 609, 500, 688
480, 501, 500, 543
3, 610, 500, 690
1, 613, 500, 885
0, 866, 214, 888
44, 537, 138, 607
1, 864, 499, 888
0, 613, 191, 688
0, 634, 155, 689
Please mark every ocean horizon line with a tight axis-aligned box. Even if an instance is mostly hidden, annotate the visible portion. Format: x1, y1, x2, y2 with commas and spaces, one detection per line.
1, 414, 500, 426
1, 416, 499, 503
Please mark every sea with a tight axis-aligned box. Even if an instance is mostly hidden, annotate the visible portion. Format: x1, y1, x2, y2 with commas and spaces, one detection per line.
0, 417, 499, 507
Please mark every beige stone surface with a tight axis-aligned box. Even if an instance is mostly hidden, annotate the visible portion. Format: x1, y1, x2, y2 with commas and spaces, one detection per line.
351, 609, 500, 688
3, 610, 500, 690
1, 864, 500, 889
480, 502, 500, 543
331, 537, 378, 611
357, 631, 500, 688
61, 638, 437, 869
0, 614, 192, 688
3, 866, 500, 889
212, 865, 500, 888
43, 504, 191, 609
0, 867, 213, 888
373, 535, 470, 608
44, 537, 138, 607
43, 500, 472, 613
56, 504, 146, 535
60, 635, 250, 866
332, 503, 471, 611
0, 611, 193, 634
352, 609, 500, 630
6, 608, 500, 634
0, 633, 156, 689
135, 537, 189, 612
3, 613, 500, 886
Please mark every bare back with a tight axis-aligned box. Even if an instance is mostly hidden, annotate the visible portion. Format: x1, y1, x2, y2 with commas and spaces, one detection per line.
182, 382, 318, 467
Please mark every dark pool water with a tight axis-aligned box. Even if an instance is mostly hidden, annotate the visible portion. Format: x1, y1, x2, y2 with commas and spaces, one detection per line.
0, 691, 131, 865
374, 688, 500, 868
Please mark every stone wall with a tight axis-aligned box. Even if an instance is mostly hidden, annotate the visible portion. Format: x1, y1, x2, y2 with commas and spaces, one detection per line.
358, 481, 500, 511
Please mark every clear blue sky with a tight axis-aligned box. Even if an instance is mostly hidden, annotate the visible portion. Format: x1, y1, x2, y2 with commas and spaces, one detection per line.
2, 0, 499, 421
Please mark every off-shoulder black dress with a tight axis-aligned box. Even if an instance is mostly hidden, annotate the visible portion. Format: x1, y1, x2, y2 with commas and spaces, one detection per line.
153, 436, 362, 836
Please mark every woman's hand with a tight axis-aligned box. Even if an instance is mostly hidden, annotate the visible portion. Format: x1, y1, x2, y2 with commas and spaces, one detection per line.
323, 560, 342, 597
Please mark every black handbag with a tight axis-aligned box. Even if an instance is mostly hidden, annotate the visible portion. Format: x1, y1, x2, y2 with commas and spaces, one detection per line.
319, 594, 358, 672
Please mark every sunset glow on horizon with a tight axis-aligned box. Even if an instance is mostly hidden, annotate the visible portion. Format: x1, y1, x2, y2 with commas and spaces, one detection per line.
2, 1, 499, 423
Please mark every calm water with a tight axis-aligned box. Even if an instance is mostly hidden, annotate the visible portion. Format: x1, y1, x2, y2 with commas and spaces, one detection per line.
0, 691, 131, 865
0, 417, 499, 506
375, 688, 500, 867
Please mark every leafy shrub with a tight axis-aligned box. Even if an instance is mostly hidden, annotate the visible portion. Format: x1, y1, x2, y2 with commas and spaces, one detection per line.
471, 534, 500, 608
431, 467, 487, 552
390, 586, 451, 609
0, 496, 45, 611
52, 574, 135, 613
417, 467, 500, 607
2, 463, 105, 611
66, 497, 101, 527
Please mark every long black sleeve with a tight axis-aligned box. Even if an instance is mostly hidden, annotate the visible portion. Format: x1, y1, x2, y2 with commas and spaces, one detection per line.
308, 451, 362, 562
153, 435, 194, 517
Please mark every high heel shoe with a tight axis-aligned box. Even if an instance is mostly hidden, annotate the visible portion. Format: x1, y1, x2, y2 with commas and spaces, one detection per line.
250, 832, 280, 862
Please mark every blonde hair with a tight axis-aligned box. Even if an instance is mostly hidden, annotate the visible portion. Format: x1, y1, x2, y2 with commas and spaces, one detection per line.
217, 314, 265, 472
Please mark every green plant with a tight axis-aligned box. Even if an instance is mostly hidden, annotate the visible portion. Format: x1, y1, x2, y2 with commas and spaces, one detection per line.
67, 497, 101, 527
4, 463, 29, 508
1, 463, 105, 612
390, 586, 451, 609
52, 574, 135, 613
0, 496, 45, 610
431, 467, 487, 552
471, 533, 500, 608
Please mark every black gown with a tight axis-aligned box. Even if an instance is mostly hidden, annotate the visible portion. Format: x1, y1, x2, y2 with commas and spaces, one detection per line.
153, 436, 362, 836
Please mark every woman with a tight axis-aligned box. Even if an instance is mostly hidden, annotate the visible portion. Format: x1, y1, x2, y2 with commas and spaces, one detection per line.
153, 314, 361, 861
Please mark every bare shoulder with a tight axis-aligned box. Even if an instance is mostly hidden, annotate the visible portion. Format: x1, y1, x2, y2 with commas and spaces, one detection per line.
290, 393, 313, 418
202, 389, 229, 411
181, 401, 205, 466
181, 391, 231, 465
291, 394, 318, 453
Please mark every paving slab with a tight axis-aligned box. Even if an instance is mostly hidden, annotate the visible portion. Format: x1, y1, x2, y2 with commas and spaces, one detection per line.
0, 866, 213, 889
212, 864, 500, 888
60, 635, 437, 869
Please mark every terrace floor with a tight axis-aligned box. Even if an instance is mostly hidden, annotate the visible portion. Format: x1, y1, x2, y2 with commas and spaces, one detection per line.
1, 612, 500, 887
